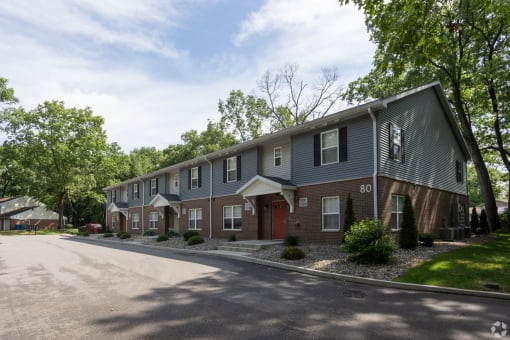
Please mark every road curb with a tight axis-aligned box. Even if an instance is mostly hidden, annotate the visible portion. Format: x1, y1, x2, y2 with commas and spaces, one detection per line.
68, 235, 510, 301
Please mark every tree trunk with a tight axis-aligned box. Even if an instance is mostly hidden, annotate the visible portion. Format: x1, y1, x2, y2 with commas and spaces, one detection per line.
58, 191, 65, 229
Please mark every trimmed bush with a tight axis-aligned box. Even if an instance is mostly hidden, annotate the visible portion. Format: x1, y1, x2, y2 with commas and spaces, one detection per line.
470, 207, 480, 234
79, 231, 89, 237
281, 247, 305, 260
156, 235, 169, 242
143, 230, 156, 236
103, 232, 114, 238
343, 193, 356, 236
167, 230, 180, 238
284, 235, 300, 247
116, 231, 125, 237
228, 234, 237, 242
187, 235, 204, 245
418, 233, 435, 247
119, 232, 131, 240
399, 195, 418, 250
479, 209, 490, 234
342, 219, 396, 264
183, 230, 200, 241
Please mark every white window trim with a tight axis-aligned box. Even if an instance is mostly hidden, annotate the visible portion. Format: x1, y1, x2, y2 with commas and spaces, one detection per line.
150, 179, 157, 196
274, 146, 282, 167
111, 190, 116, 203
188, 208, 203, 230
321, 129, 339, 165
391, 194, 405, 231
391, 124, 403, 162
322, 196, 340, 231
227, 156, 237, 182
223, 205, 242, 230
149, 211, 158, 229
191, 167, 199, 189
131, 213, 140, 229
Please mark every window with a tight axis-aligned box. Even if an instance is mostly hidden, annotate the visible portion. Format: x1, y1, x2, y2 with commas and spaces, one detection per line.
321, 129, 338, 165
150, 179, 158, 196
322, 197, 340, 230
389, 123, 404, 162
274, 147, 282, 167
111, 190, 116, 203
227, 157, 237, 182
132, 183, 139, 200
456, 160, 463, 183
391, 195, 405, 230
174, 175, 179, 188
188, 208, 203, 230
132, 213, 139, 229
223, 205, 242, 230
149, 211, 158, 229
190, 167, 199, 189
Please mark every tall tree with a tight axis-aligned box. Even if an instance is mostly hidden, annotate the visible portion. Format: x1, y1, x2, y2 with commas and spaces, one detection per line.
258, 64, 343, 130
0, 101, 109, 228
338, 0, 509, 230
128, 146, 164, 177
218, 90, 269, 142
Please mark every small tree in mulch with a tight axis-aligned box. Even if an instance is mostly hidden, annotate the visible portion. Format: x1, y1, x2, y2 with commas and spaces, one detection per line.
343, 193, 356, 239
470, 207, 479, 234
479, 209, 490, 234
399, 195, 418, 250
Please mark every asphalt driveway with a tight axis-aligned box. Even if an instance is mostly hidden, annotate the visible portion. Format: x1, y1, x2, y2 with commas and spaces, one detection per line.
0, 235, 508, 339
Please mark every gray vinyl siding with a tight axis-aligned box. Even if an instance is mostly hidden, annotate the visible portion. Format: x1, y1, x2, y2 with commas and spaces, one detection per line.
378, 88, 467, 194
213, 147, 259, 196
292, 116, 374, 186
261, 138, 291, 180
179, 162, 211, 200
145, 175, 167, 199
128, 182, 142, 206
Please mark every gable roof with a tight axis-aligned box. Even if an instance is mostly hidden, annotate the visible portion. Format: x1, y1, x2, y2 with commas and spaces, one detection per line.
105, 82, 469, 190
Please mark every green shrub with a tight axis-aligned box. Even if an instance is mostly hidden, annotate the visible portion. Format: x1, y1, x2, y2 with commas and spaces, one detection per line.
116, 231, 125, 237
79, 231, 89, 237
119, 232, 131, 240
470, 207, 480, 234
187, 235, 204, 245
281, 247, 305, 260
167, 230, 180, 238
418, 233, 435, 247
103, 232, 114, 238
284, 235, 300, 247
65, 224, 74, 229
156, 235, 169, 242
479, 209, 490, 234
399, 195, 418, 250
143, 230, 156, 236
183, 230, 200, 241
228, 234, 237, 242
342, 219, 396, 264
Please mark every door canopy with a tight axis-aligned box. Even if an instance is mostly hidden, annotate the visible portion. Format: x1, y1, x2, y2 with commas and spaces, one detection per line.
236, 175, 296, 213
148, 194, 181, 217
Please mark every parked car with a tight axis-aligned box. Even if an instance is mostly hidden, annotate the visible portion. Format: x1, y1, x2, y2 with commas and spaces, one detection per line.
83, 223, 103, 233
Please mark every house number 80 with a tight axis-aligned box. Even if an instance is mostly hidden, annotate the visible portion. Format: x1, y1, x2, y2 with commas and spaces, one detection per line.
360, 184, 372, 193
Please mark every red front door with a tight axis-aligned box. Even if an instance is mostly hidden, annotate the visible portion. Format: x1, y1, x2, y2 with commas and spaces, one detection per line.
271, 200, 287, 239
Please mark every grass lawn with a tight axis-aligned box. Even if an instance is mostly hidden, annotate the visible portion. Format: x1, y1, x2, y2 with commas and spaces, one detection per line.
0, 228, 78, 236
394, 233, 510, 293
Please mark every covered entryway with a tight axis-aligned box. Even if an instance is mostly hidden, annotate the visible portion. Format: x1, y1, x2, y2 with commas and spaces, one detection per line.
107, 203, 128, 232
236, 175, 296, 240
149, 194, 181, 233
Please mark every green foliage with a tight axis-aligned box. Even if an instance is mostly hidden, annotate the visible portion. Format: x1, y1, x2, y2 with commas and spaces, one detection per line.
103, 232, 113, 238
128, 146, 163, 177
79, 231, 89, 237
183, 230, 200, 241
399, 195, 418, 250
116, 231, 125, 237
0, 77, 18, 104
119, 232, 131, 240
479, 209, 490, 235
343, 193, 356, 236
470, 207, 480, 234
143, 230, 156, 236
343, 219, 396, 264
284, 235, 300, 247
418, 233, 435, 247
228, 234, 237, 242
167, 230, 180, 238
156, 235, 169, 242
187, 235, 204, 245
280, 247, 305, 260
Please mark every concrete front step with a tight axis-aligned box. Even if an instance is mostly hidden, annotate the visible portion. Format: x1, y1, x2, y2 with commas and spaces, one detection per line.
217, 240, 284, 253
217, 245, 258, 253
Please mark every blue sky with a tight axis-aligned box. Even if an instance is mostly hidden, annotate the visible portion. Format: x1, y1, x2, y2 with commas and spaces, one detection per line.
0, 0, 374, 151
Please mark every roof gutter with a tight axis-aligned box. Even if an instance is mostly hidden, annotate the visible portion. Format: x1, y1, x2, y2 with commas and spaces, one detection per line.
368, 107, 379, 221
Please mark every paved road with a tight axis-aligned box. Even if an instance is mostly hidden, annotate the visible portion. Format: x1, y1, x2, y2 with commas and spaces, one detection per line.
0, 235, 508, 339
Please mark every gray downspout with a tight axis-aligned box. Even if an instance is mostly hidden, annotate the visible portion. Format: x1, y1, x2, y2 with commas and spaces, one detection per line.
140, 179, 145, 235
368, 107, 379, 220
204, 156, 213, 239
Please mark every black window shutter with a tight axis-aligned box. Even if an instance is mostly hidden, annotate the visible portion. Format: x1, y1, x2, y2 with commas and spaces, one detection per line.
389, 123, 394, 159
223, 159, 227, 183
198, 166, 202, 188
339, 127, 348, 162
131, 185, 134, 200
156, 178, 159, 193
313, 134, 321, 166
188, 169, 191, 189
236, 155, 242, 181
401, 129, 405, 163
